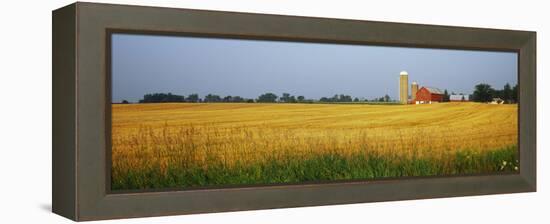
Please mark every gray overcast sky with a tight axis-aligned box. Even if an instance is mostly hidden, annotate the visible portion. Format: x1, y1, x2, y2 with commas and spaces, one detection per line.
112, 33, 517, 103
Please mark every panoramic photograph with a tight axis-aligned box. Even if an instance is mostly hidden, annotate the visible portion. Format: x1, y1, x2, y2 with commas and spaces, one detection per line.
110, 33, 519, 191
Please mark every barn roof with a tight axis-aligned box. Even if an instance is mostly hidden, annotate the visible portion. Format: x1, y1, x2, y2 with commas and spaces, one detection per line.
423, 87, 444, 95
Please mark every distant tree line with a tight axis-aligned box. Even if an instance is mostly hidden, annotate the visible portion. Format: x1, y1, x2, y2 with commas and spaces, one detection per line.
124, 83, 518, 105
137, 93, 202, 103
472, 83, 518, 103
373, 94, 392, 102
319, 94, 352, 103
135, 93, 255, 103
119, 81, 518, 105
204, 94, 254, 103
256, 92, 394, 103
128, 92, 397, 104
138, 93, 185, 103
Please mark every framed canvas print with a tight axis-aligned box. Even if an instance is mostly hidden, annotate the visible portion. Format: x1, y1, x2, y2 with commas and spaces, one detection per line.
52, 2, 536, 221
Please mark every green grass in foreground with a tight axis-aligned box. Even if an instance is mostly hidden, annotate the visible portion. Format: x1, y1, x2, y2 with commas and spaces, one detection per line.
112, 145, 518, 191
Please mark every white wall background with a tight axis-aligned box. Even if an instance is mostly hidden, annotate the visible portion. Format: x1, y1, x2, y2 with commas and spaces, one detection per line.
0, 0, 547, 223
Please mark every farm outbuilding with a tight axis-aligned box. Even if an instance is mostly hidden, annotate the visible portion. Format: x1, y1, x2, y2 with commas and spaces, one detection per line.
450, 94, 470, 102
415, 87, 444, 104
490, 98, 505, 104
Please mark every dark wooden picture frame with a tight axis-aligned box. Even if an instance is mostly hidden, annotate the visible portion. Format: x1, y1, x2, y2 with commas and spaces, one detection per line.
53, 2, 536, 221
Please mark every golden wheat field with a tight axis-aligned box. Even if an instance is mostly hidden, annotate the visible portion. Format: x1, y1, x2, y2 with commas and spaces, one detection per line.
111, 102, 518, 189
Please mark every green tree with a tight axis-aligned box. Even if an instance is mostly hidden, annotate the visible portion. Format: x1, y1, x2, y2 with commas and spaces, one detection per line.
279, 93, 290, 103
472, 84, 494, 102
502, 83, 512, 103
331, 94, 339, 102
223, 95, 232, 102
511, 84, 518, 103
443, 89, 450, 102
340, 94, 352, 102
186, 93, 199, 103
297, 96, 305, 102
289, 96, 297, 103
492, 89, 503, 100
384, 94, 390, 102
204, 94, 221, 102
231, 96, 244, 102
139, 93, 185, 103
257, 93, 278, 103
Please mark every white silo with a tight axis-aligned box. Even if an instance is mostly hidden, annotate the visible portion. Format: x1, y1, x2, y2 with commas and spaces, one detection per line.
399, 71, 409, 104
411, 81, 419, 103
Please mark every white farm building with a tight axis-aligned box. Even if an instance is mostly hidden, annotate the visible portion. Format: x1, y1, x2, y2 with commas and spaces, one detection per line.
449, 94, 470, 102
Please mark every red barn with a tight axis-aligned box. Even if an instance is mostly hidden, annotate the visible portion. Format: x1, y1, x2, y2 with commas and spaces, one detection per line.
415, 87, 444, 104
